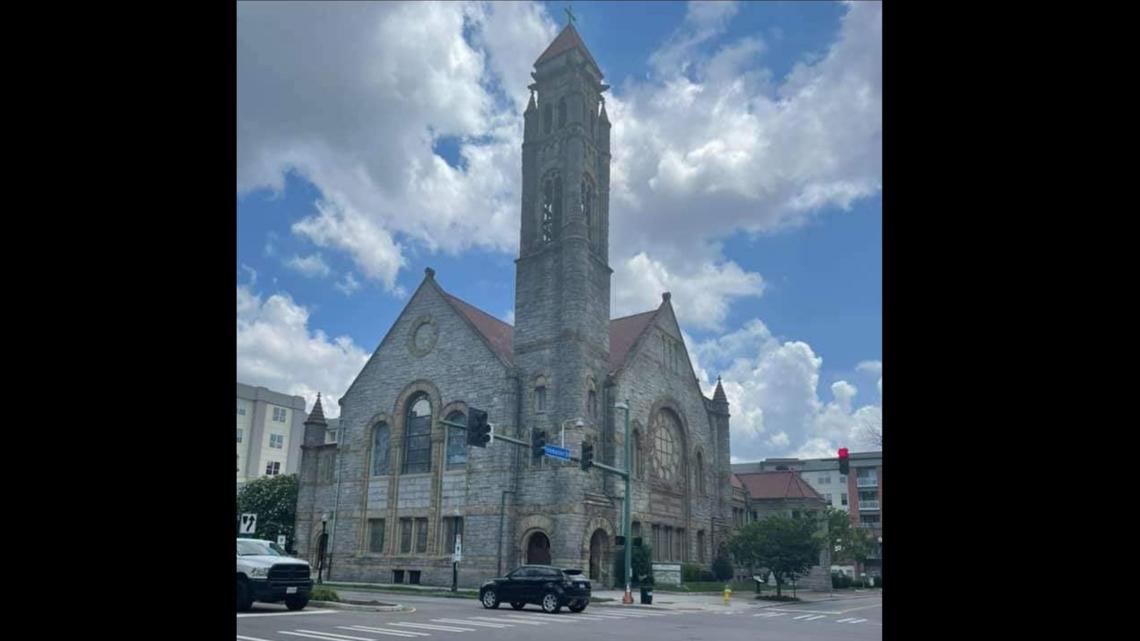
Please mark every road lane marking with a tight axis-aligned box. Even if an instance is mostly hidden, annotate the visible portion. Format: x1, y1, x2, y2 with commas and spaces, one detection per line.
848, 618, 868, 623
237, 610, 336, 618
804, 615, 827, 621
389, 622, 477, 632
279, 631, 387, 641
836, 618, 857, 623
470, 616, 545, 625
237, 636, 275, 641
502, 615, 575, 623
297, 629, 416, 640
340, 626, 429, 637
793, 614, 814, 620
432, 618, 512, 628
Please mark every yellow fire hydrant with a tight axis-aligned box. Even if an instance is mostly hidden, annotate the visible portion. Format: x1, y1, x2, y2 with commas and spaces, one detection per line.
723, 585, 732, 606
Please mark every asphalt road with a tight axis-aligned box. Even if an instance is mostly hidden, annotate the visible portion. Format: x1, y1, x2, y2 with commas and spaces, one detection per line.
237, 594, 882, 641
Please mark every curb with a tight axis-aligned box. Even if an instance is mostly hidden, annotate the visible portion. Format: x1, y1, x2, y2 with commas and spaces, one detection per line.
309, 600, 412, 613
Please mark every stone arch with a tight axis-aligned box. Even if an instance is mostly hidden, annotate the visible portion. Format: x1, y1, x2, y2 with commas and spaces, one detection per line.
531, 372, 551, 414
516, 514, 556, 566
364, 412, 394, 477
580, 516, 615, 585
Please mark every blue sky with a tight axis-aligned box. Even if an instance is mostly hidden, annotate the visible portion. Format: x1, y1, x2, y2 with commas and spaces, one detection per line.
236, 1, 882, 461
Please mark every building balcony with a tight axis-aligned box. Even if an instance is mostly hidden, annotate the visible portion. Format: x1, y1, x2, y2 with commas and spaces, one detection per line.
856, 477, 878, 488
858, 500, 880, 511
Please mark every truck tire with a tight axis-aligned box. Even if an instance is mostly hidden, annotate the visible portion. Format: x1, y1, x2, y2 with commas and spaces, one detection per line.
236, 579, 253, 612
285, 596, 309, 611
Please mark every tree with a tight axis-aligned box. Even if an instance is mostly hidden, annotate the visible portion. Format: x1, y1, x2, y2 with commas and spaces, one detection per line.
236, 473, 299, 548
860, 421, 883, 448
727, 514, 823, 598
613, 542, 655, 588
825, 507, 872, 565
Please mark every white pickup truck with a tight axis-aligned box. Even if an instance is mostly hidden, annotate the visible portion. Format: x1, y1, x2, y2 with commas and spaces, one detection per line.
236, 538, 313, 611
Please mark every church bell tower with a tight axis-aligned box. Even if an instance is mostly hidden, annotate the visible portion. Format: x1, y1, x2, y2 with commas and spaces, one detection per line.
513, 22, 612, 446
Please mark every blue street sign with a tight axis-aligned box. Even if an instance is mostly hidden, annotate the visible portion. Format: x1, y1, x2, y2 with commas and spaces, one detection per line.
543, 445, 571, 461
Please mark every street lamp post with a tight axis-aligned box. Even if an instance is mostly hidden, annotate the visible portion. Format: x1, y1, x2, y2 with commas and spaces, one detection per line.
615, 400, 633, 605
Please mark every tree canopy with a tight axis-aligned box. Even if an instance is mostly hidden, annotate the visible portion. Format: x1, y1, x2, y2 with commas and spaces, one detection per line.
236, 473, 299, 548
727, 513, 822, 597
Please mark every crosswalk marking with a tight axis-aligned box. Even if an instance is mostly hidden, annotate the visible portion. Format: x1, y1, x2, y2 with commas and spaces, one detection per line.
836, 617, 857, 623
793, 614, 814, 620
471, 616, 545, 626
804, 615, 827, 621
502, 615, 575, 623
847, 618, 867, 624
237, 610, 336, 618
754, 612, 788, 617
340, 626, 429, 637
281, 631, 385, 641
301, 629, 416, 640
237, 636, 275, 641
389, 622, 477, 632
432, 619, 512, 628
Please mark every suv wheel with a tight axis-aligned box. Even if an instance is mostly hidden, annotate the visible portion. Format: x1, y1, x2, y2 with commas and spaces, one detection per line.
481, 588, 500, 609
541, 592, 561, 614
569, 601, 587, 612
236, 579, 253, 612
285, 596, 309, 611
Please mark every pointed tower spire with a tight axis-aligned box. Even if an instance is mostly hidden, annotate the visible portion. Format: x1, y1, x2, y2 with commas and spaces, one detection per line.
526, 90, 537, 113
713, 376, 727, 403
305, 392, 327, 425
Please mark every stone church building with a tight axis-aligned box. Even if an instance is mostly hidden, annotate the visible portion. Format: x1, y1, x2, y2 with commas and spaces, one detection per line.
295, 24, 735, 588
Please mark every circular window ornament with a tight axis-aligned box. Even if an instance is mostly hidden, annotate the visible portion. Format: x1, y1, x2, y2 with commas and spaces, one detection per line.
408, 315, 439, 356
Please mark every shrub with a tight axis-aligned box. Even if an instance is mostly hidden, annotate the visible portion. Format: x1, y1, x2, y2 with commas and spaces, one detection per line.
831, 572, 852, 589
310, 586, 340, 602
682, 564, 703, 582
711, 556, 733, 581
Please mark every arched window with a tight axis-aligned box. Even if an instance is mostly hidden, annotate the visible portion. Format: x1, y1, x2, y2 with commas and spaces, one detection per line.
586, 377, 597, 420
581, 175, 595, 245
558, 96, 567, 128
651, 409, 682, 482
445, 410, 467, 470
543, 102, 552, 134
695, 451, 705, 495
541, 177, 554, 243
403, 396, 432, 474
371, 422, 391, 476
632, 429, 643, 479
534, 375, 548, 414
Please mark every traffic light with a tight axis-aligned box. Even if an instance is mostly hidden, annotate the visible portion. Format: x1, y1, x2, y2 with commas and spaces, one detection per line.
532, 429, 547, 458
838, 447, 849, 475
466, 408, 491, 447
581, 441, 594, 470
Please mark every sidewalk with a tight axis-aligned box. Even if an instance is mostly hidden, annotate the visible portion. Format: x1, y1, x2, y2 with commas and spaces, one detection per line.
589, 587, 881, 611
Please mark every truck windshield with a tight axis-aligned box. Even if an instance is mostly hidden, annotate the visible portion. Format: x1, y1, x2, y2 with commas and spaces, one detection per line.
237, 540, 285, 556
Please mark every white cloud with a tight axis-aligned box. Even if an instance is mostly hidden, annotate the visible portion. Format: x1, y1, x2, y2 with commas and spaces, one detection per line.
236, 285, 370, 418
503, 309, 515, 324
237, 1, 880, 343
857, 360, 882, 375
614, 252, 764, 330
605, 1, 881, 308
237, 1, 557, 293
336, 272, 361, 296
694, 318, 882, 461
240, 264, 258, 286
286, 253, 332, 278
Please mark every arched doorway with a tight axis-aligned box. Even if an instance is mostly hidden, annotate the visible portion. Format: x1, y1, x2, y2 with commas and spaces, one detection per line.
526, 531, 551, 565
588, 529, 608, 582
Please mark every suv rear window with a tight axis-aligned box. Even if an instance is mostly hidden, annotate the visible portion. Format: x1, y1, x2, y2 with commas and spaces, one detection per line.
562, 569, 583, 576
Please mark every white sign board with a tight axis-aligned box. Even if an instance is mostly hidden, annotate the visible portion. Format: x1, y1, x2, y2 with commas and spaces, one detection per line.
240, 513, 257, 534
277, 535, 287, 547
452, 533, 462, 563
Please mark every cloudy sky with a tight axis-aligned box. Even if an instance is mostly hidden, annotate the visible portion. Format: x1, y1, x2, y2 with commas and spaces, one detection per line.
236, 0, 882, 462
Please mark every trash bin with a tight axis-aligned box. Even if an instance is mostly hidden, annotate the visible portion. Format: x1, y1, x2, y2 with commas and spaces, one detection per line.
640, 587, 653, 604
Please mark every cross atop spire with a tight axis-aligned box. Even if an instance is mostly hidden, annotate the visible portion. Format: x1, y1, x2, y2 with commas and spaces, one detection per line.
564, 4, 576, 26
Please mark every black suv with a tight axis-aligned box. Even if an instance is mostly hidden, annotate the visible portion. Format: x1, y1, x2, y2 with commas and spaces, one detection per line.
479, 565, 591, 613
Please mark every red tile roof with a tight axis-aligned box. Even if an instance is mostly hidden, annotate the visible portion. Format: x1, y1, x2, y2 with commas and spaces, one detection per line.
608, 309, 658, 373
443, 294, 515, 364
441, 288, 659, 373
535, 24, 601, 73
731, 474, 745, 489
735, 471, 824, 501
